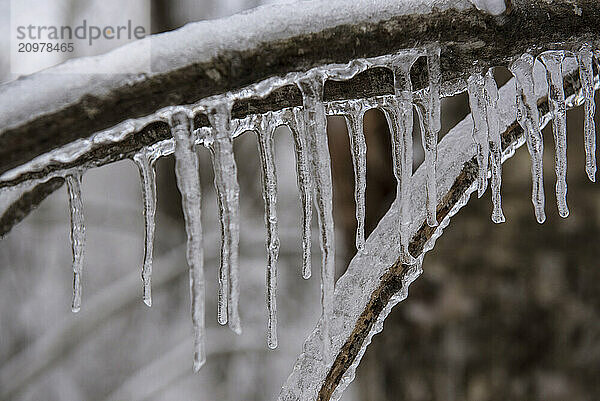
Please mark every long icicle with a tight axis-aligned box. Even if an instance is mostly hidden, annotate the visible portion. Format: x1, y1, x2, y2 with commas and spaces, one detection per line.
578, 43, 596, 182
381, 50, 421, 264
256, 113, 281, 349
288, 108, 313, 279
414, 91, 438, 227
343, 101, 368, 251
66, 171, 85, 313
297, 73, 335, 364
421, 43, 442, 227
133, 149, 157, 307
539, 51, 569, 218
510, 53, 546, 223
171, 110, 206, 372
484, 68, 506, 223
467, 72, 490, 198
208, 102, 242, 334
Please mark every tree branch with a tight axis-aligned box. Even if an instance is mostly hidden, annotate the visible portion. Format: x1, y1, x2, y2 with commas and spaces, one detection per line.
0, 0, 598, 183
280, 59, 590, 401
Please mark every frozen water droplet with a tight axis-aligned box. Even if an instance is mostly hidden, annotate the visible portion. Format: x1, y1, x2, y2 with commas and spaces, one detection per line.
510, 53, 546, 223
208, 102, 242, 335
578, 44, 597, 182
66, 171, 85, 313
539, 50, 569, 218
132, 149, 157, 307
171, 111, 206, 372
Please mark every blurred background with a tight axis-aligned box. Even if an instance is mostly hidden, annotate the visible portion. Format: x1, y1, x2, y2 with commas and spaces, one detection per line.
0, 1, 599, 401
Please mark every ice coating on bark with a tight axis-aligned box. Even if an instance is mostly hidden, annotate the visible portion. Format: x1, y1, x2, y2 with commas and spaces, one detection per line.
288, 108, 313, 280
66, 171, 85, 313
171, 111, 206, 372
256, 113, 281, 349
510, 53, 546, 223
208, 102, 242, 334
381, 50, 421, 264
578, 44, 596, 182
342, 101, 368, 250
132, 149, 157, 307
539, 51, 569, 218
484, 69, 506, 223
297, 73, 335, 363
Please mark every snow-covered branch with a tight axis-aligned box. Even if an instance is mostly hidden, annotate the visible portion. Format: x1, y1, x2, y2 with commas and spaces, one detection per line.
282, 56, 592, 401
0, 0, 598, 185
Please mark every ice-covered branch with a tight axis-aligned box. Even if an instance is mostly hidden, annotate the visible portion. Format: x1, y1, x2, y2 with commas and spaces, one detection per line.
1, 0, 599, 185
280, 55, 592, 401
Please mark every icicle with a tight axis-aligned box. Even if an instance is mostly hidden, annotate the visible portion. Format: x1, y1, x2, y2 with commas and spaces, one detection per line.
381, 50, 421, 264
510, 53, 546, 223
133, 149, 157, 307
208, 102, 242, 335
287, 108, 313, 280
66, 171, 85, 313
297, 73, 335, 364
171, 111, 206, 372
414, 91, 438, 227
256, 113, 281, 349
484, 69, 506, 223
342, 101, 368, 250
419, 43, 442, 227
539, 51, 569, 218
467, 73, 490, 198
578, 44, 596, 182
425, 43, 442, 134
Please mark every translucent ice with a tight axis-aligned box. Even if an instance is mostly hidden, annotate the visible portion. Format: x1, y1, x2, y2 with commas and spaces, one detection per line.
510, 53, 546, 223
171, 111, 206, 371
66, 171, 85, 313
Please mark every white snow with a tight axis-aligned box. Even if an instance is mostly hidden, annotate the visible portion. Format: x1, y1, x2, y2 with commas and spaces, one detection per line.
0, 0, 474, 133
469, 0, 506, 15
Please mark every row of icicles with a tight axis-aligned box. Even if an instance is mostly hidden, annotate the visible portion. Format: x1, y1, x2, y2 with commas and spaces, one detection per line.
61, 43, 597, 371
